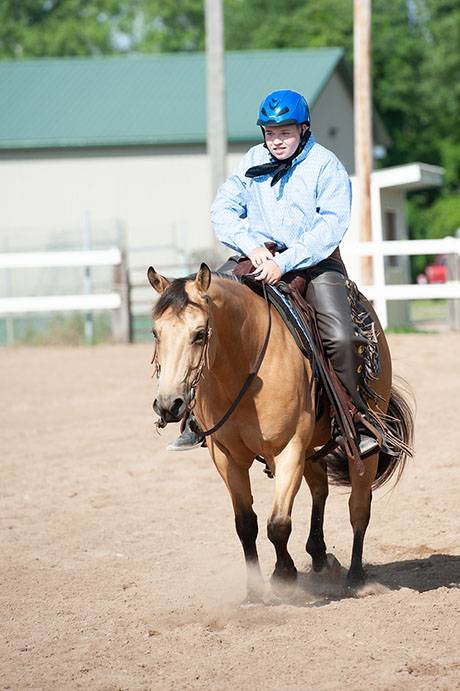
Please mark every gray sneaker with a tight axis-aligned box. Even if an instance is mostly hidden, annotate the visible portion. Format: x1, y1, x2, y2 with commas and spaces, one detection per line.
357, 433, 380, 458
167, 417, 204, 452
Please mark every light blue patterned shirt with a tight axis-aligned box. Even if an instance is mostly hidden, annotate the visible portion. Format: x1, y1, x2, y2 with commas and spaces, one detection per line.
210, 134, 352, 274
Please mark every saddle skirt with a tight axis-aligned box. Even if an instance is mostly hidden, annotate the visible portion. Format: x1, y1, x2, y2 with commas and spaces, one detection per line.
231, 258, 380, 391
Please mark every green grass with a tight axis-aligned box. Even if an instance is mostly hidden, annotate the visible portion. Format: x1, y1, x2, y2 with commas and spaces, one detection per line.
410, 299, 448, 323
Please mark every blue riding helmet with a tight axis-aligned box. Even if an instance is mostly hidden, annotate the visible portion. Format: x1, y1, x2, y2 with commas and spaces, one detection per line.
257, 89, 310, 127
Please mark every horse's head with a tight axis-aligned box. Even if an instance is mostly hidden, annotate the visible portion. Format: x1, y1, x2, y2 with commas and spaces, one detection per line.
148, 263, 212, 424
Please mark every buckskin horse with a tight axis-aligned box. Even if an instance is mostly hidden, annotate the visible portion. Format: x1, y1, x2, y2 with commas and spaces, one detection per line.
148, 263, 413, 603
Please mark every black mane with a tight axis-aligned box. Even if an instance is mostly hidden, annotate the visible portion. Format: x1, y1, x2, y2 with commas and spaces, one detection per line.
153, 272, 237, 319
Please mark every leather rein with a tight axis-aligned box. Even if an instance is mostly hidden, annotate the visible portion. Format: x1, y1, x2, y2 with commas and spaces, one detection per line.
153, 281, 272, 437
199, 282, 272, 437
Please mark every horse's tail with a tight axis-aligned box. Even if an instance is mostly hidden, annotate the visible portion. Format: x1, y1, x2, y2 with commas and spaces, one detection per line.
326, 381, 415, 490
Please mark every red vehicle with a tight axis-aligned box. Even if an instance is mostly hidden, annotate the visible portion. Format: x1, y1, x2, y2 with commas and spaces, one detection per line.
416, 255, 448, 284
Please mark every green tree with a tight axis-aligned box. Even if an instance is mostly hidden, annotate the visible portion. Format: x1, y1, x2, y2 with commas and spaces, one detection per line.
422, 0, 460, 190
372, 0, 433, 167
224, 0, 352, 52
0, 0, 133, 57
406, 1, 460, 256
134, 0, 204, 52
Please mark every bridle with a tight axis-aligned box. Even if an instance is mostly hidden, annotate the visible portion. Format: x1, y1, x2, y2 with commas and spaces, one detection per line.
153, 283, 272, 437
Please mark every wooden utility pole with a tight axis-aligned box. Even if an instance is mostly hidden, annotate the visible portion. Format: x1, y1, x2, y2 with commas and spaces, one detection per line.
205, 0, 227, 262
354, 0, 373, 285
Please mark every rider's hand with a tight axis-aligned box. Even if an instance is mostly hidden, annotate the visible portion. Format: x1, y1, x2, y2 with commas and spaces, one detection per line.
252, 259, 282, 285
248, 246, 273, 267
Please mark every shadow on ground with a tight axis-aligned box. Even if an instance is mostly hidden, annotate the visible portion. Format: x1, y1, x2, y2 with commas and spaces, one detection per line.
366, 553, 460, 593
284, 553, 460, 608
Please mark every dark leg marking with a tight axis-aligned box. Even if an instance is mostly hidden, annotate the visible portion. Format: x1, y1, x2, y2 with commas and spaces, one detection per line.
267, 516, 297, 583
347, 528, 366, 586
347, 491, 372, 587
235, 510, 264, 603
306, 503, 327, 572
235, 510, 259, 564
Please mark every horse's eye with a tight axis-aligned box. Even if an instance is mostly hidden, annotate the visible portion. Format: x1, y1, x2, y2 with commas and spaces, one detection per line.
152, 328, 159, 341
192, 329, 207, 344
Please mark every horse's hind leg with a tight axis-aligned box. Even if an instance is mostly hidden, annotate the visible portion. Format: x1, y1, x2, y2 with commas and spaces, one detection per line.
210, 441, 264, 604
347, 453, 378, 587
303, 460, 329, 572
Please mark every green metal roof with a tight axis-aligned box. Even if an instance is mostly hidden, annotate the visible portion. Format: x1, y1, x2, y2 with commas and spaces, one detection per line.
0, 48, 345, 149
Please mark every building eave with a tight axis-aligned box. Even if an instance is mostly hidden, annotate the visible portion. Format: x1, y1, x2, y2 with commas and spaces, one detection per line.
371, 162, 444, 190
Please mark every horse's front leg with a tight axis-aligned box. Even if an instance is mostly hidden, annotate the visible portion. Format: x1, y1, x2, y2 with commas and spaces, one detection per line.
210, 440, 265, 604
268, 439, 305, 590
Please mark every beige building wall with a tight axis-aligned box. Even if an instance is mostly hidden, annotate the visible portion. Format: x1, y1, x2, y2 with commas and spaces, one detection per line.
0, 148, 214, 307
1, 147, 212, 257
0, 123, 350, 273
312, 71, 355, 173
379, 188, 411, 327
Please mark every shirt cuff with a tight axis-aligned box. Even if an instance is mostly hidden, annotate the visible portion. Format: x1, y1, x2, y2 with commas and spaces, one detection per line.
272, 249, 296, 275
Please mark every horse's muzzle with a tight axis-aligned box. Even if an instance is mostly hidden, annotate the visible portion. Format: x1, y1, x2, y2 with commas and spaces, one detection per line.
153, 395, 187, 423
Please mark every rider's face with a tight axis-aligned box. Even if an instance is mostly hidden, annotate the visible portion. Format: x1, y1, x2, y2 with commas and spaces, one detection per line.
264, 123, 308, 160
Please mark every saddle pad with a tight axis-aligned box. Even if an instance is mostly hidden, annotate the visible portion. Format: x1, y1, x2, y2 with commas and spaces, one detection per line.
241, 275, 315, 363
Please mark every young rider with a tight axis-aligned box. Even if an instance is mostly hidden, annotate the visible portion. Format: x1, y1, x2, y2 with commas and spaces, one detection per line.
170, 89, 381, 457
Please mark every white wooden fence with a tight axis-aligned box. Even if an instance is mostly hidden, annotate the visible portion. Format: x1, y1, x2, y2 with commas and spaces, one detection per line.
1, 238, 459, 343
0, 247, 131, 344
341, 237, 460, 329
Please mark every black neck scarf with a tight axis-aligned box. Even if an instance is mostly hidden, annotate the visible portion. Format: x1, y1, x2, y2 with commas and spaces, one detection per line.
245, 129, 311, 187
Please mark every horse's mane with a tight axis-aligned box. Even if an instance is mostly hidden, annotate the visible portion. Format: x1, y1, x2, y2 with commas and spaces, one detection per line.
153, 272, 237, 319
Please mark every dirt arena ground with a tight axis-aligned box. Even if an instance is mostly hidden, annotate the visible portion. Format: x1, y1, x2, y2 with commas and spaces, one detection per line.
1, 334, 459, 690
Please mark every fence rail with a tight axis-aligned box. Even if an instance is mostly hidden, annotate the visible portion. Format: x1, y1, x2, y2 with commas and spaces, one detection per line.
341, 237, 460, 329
0, 248, 122, 269
2, 238, 459, 343
0, 293, 121, 314
0, 247, 130, 344
342, 237, 460, 256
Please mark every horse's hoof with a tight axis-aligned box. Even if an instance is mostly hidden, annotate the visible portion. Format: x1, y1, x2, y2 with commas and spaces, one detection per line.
346, 568, 366, 590
240, 588, 266, 607
271, 567, 297, 585
311, 553, 342, 581
310, 554, 328, 573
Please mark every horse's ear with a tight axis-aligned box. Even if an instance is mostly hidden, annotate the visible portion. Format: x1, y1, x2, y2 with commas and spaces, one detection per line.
147, 266, 170, 294
195, 263, 212, 295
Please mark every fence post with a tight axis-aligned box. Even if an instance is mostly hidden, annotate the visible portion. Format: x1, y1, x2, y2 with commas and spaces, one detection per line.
447, 253, 460, 331
370, 182, 388, 330
111, 250, 132, 343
